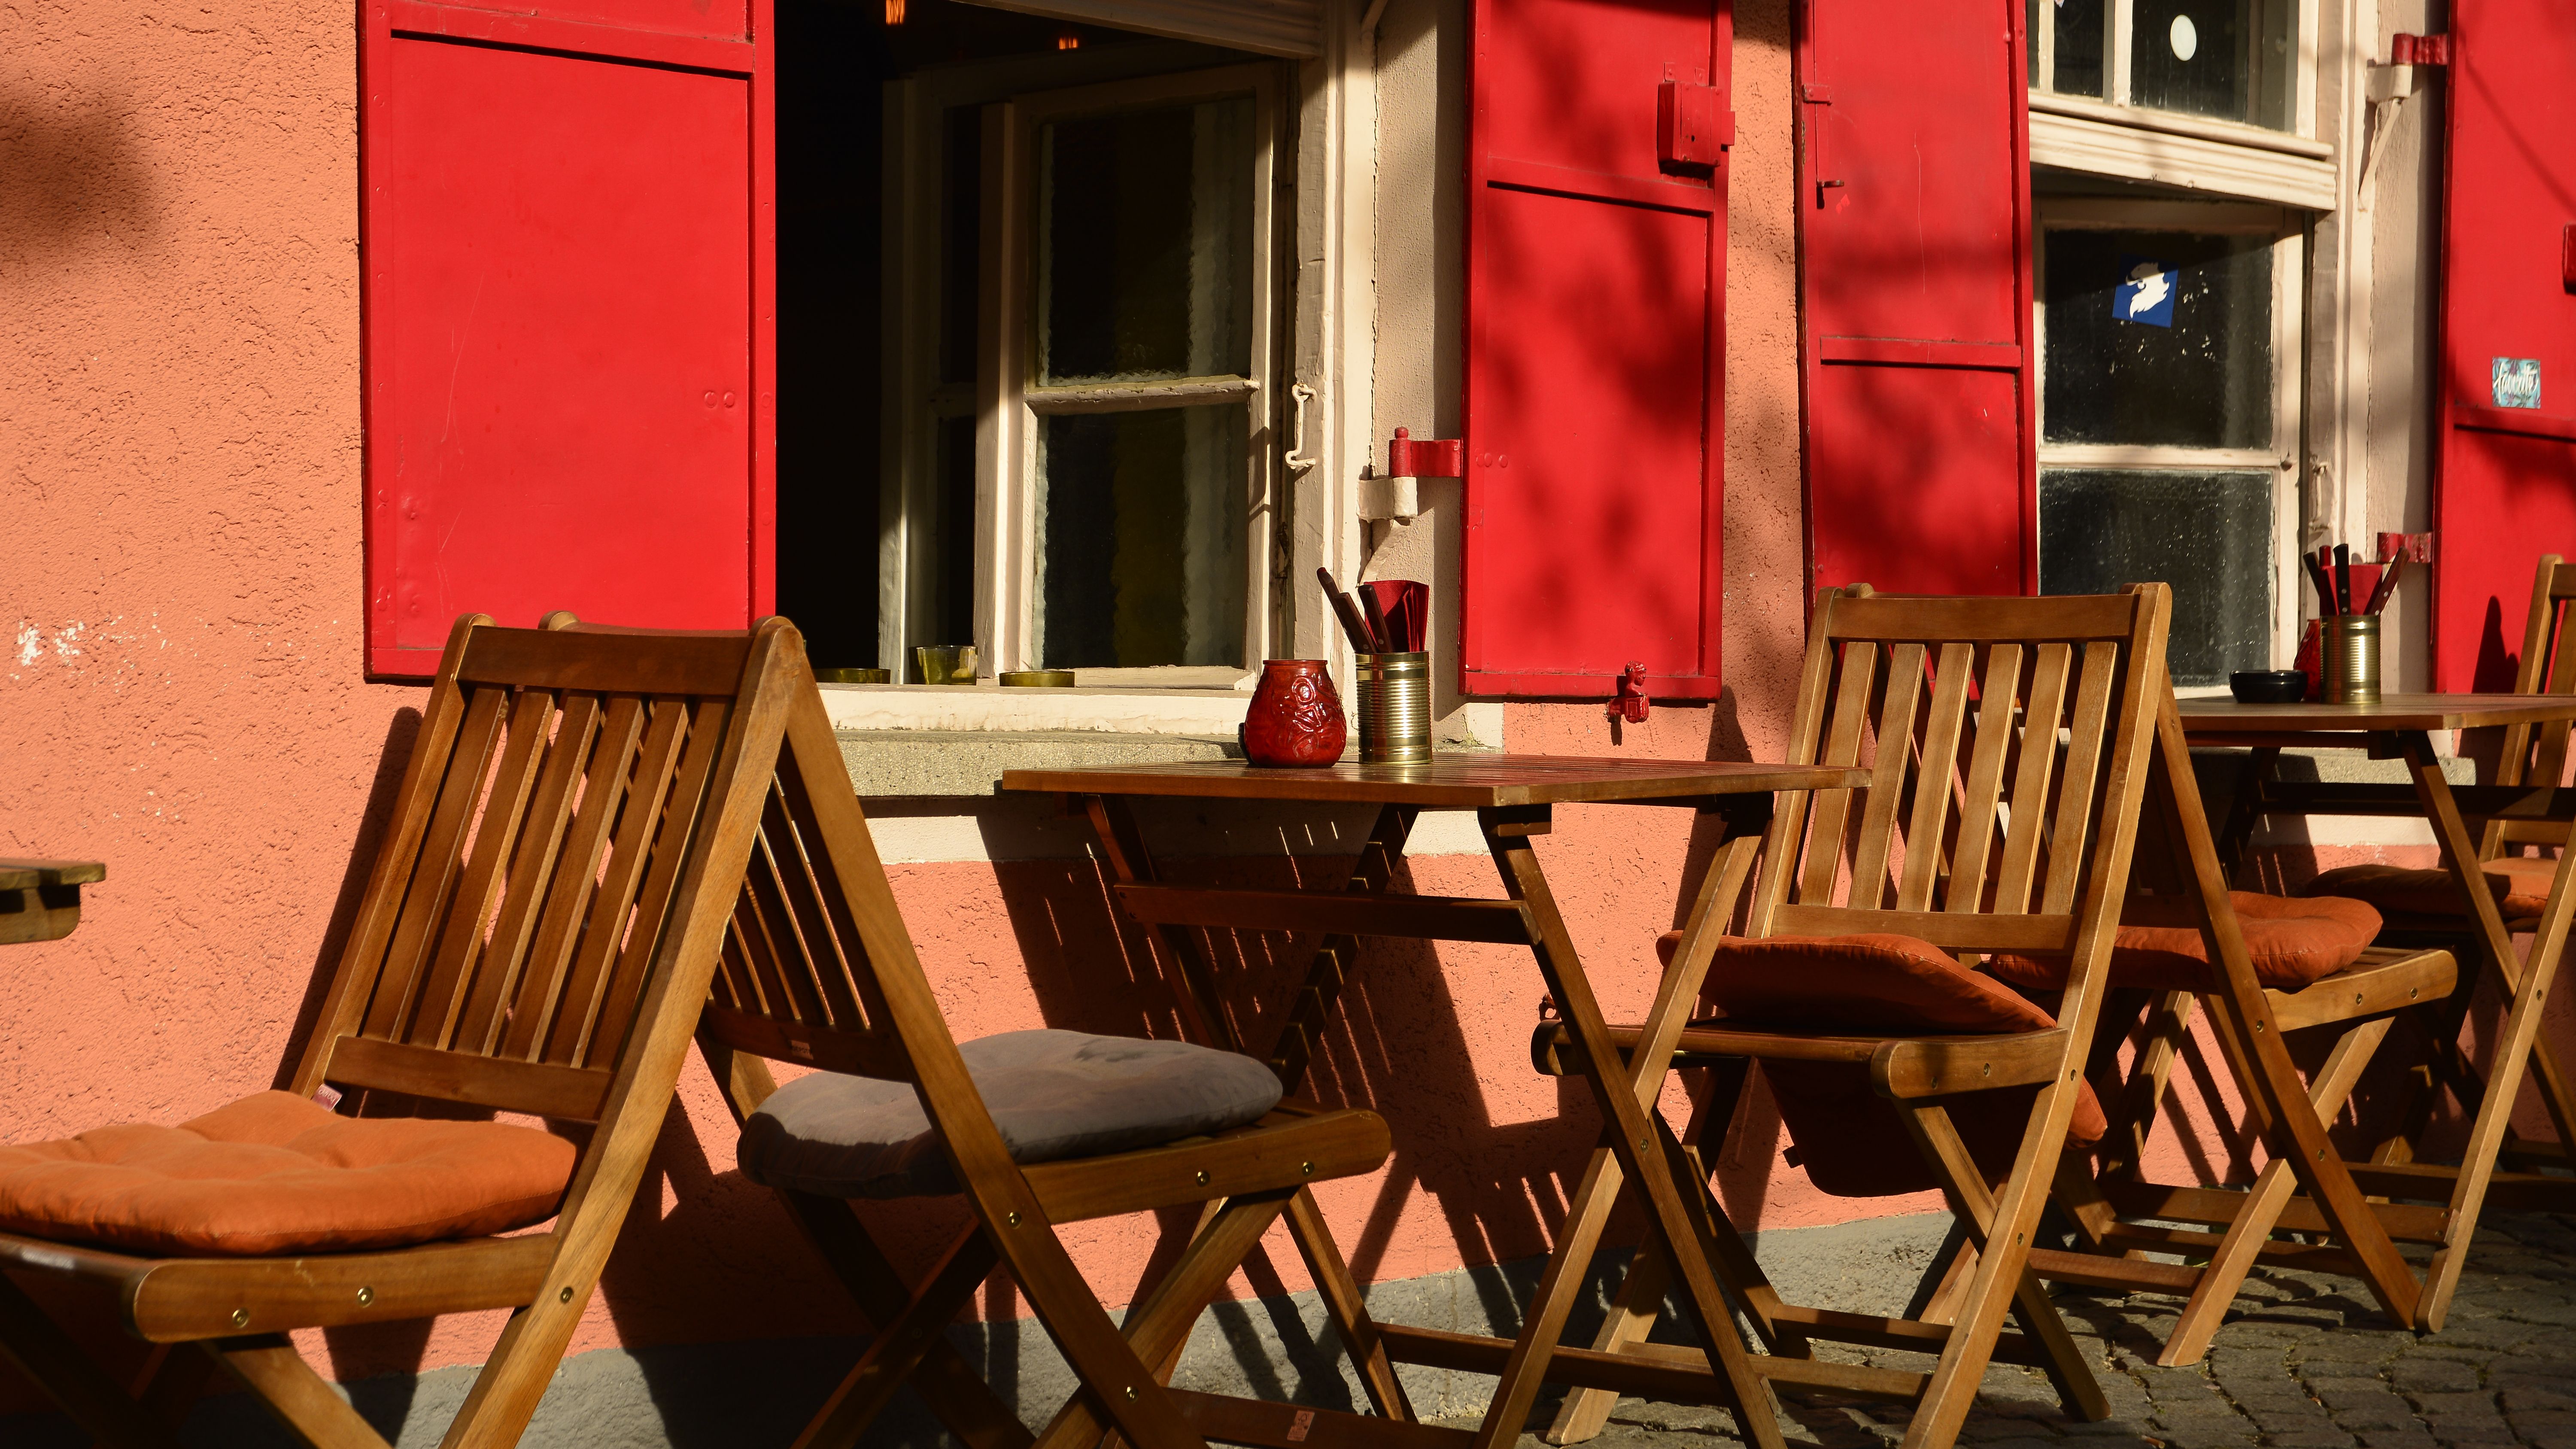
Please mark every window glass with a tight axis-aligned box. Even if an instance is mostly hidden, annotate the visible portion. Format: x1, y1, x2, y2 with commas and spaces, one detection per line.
2042, 228, 2272, 449
2038, 0, 2107, 98
2129, 0, 2292, 129
2041, 468, 2271, 684
1035, 404, 1247, 668
1038, 97, 1255, 384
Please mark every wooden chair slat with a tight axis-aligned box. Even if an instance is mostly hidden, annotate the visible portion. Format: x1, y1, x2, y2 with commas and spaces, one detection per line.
455, 692, 603, 1056
500, 694, 647, 1062
572, 698, 733, 1071
1944, 644, 2023, 916
325, 1035, 614, 1122
2039, 642, 2122, 917
738, 825, 830, 1024
1824, 592, 2146, 643
1798, 642, 1880, 905
408, 690, 559, 1049
362, 685, 512, 1042
456, 626, 752, 697
709, 914, 756, 1013
759, 784, 869, 1030
1898, 643, 1978, 913
529, 697, 689, 1066
1850, 643, 1929, 909
730, 851, 808, 1023
1993, 643, 2072, 915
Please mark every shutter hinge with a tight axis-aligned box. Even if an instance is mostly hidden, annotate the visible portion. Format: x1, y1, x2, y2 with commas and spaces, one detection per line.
1611, 662, 1650, 724
1361, 426, 1463, 524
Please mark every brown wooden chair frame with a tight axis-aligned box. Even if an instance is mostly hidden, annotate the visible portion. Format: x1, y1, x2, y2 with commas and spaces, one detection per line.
688, 649, 1413, 1449
1537, 584, 2171, 1449
2011, 679, 2455, 1363
0, 611, 805, 1449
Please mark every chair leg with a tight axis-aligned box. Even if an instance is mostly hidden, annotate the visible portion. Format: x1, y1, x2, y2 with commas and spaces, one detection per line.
797, 1224, 1002, 1449
1899, 1100, 2111, 1440
2156, 1016, 2390, 1366
207, 1334, 397, 1449
0, 1271, 177, 1449
781, 1191, 1036, 1449
1280, 1185, 1416, 1423
1545, 1242, 1668, 1446
1028, 1188, 1299, 1449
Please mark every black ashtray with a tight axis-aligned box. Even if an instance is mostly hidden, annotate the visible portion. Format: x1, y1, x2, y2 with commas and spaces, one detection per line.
2230, 670, 2308, 704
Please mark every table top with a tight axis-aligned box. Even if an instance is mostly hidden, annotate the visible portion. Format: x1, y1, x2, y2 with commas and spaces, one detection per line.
997, 753, 1867, 808
2178, 693, 2576, 735
0, 859, 103, 891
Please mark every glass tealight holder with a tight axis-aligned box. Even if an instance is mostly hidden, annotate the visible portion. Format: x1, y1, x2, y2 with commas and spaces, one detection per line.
914, 644, 980, 686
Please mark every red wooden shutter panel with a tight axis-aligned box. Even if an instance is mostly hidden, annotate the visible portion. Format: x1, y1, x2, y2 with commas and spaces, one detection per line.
1798, 0, 2034, 599
1461, 0, 1731, 701
361, 0, 775, 677
2432, 3, 2576, 690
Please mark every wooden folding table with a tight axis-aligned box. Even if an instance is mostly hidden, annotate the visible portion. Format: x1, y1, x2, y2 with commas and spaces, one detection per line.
999, 756, 1865, 1449
2180, 693, 2576, 1328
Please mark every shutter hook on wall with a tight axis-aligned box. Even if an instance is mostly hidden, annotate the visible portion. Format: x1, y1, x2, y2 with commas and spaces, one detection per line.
1282, 383, 1320, 474
1612, 662, 1650, 723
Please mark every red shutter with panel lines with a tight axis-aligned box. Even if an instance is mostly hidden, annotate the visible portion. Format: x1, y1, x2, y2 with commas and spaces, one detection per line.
1798, 0, 2034, 598
361, 0, 775, 677
2432, 5, 2576, 690
1460, 0, 1732, 700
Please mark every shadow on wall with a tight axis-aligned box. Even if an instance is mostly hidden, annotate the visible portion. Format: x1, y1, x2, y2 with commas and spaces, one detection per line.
0, 92, 156, 265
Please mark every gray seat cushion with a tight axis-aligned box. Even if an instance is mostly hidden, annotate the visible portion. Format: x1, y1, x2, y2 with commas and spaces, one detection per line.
736, 1029, 1285, 1199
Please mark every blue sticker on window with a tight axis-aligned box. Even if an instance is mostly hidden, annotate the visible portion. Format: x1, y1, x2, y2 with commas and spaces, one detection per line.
2114, 255, 2175, 328
2493, 357, 2543, 410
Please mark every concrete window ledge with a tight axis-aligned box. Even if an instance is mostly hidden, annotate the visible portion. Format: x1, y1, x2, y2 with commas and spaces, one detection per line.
837, 729, 1246, 799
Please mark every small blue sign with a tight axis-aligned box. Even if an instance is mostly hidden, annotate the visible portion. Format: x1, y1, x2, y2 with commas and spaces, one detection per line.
2114, 255, 2175, 328
2494, 357, 2543, 410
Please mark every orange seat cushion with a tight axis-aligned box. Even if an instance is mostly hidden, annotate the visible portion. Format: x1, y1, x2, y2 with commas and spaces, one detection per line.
2302, 858, 2560, 922
1672, 933, 2107, 1200
1986, 892, 2381, 993
0, 1091, 576, 1256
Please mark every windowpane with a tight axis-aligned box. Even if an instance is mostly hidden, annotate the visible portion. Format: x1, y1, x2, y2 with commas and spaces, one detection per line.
2039, 0, 2106, 98
2129, 0, 2292, 129
1035, 405, 1247, 668
1038, 96, 1255, 384
2043, 228, 2273, 449
2040, 468, 2271, 684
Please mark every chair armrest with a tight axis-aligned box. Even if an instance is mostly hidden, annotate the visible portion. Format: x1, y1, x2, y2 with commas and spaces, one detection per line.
1870, 1029, 2071, 1100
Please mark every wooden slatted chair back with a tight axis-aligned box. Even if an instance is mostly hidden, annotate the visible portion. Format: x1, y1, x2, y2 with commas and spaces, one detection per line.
686, 646, 944, 1086
1746, 586, 2172, 1004
284, 613, 801, 1124
2495, 554, 2576, 849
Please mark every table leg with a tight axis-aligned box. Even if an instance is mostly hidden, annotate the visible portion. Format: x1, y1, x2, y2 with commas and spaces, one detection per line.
1475, 805, 1784, 1449
2400, 732, 2576, 1328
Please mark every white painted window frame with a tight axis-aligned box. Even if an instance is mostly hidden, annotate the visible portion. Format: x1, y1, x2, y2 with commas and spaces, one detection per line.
2028, 0, 2335, 212
978, 61, 1284, 689
2033, 197, 2308, 670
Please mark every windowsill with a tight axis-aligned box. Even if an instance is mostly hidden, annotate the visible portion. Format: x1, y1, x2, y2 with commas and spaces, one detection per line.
820, 682, 1255, 736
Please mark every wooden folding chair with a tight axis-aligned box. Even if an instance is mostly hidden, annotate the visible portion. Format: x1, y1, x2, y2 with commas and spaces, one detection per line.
0, 611, 804, 1449
1537, 584, 2170, 1449
1988, 675, 2458, 1364
687, 643, 1409, 1449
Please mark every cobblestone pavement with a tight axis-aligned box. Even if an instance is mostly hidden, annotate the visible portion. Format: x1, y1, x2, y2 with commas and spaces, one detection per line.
1447, 1214, 2576, 1449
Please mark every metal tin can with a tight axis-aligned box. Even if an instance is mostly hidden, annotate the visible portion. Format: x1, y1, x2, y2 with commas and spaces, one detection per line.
1357, 651, 1432, 764
2322, 614, 2381, 705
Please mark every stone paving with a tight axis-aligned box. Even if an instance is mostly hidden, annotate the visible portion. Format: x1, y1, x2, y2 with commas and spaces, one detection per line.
1451, 1215, 2576, 1449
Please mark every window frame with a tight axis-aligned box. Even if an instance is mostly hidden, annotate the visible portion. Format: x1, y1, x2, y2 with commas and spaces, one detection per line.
2033, 197, 2306, 671
979, 61, 1284, 687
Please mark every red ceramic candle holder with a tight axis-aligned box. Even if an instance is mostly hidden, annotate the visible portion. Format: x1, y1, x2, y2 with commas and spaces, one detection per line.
1240, 659, 1347, 768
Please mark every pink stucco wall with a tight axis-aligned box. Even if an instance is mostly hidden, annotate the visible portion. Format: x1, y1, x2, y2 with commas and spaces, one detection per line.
0, 0, 2533, 1425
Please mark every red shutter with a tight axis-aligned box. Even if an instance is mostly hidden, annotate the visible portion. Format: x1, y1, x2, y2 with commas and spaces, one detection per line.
2432, 6, 2576, 690
1798, 0, 2034, 598
1461, 0, 1731, 700
361, 0, 775, 677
